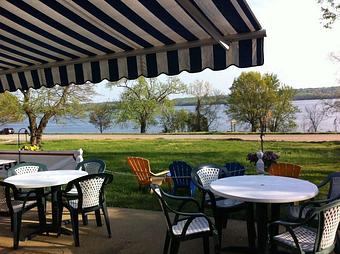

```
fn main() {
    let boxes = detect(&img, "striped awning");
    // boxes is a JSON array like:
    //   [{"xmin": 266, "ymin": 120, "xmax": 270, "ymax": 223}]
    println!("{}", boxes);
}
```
[{"xmin": 0, "ymin": 0, "xmax": 266, "ymax": 93}]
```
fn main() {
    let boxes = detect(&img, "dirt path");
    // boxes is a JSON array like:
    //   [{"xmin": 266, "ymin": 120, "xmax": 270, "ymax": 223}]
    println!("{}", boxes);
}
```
[{"xmin": 0, "ymin": 133, "xmax": 339, "ymax": 142}]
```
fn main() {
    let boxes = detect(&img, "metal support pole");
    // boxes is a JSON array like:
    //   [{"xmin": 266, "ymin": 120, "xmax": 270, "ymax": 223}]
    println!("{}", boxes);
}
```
[{"xmin": 17, "ymin": 128, "xmax": 29, "ymax": 163}]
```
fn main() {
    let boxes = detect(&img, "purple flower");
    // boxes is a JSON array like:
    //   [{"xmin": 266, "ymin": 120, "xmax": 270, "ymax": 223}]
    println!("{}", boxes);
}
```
[
  {"xmin": 246, "ymin": 151, "xmax": 279, "ymax": 165},
  {"xmin": 246, "ymin": 153, "xmax": 258, "ymax": 164}
]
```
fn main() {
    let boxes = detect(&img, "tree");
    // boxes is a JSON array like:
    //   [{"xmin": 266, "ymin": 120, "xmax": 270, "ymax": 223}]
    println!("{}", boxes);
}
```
[
  {"xmin": 226, "ymin": 72, "xmax": 277, "ymax": 132},
  {"xmin": 317, "ymin": 0, "xmax": 340, "ymax": 113},
  {"xmin": 187, "ymin": 112, "xmax": 209, "ymax": 132},
  {"xmin": 318, "ymin": 0, "xmax": 340, "ymax": 28},
  {"xmin": 21, "ymin": 84, "xmax": 95, "ymax": 145},
  {"xmin": 267, "ymin": 85, "xmax": 299, "ymax": 132},
  {"xmin": 187, "ymin": 80, "xmax": 224, "ymax": 131},
  {"xmin": 226, "ymin": 72, "xmax": 297, "ymax": 133},
  {"xmin": 304, "ymin": 102, "xmax": 328, "ymax": 132},
  {"xmin": 113, "ymin": 77, "xmax": 186, "ymax": 133},
  {"xmin": 89, "ymin": 103, "xmax": 114, "ymax": 133},
  {"xmin": 159, "ymin": 102, "xmax": 189, "ymax": 133},
  {"xmin": 0, "ymin": 92, "xmax": 24, "ymax": 125}
]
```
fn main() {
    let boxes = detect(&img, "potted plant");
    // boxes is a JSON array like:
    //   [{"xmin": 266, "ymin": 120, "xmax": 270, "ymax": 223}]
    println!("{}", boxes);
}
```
[{"xmin": 247, "ymin": 151, "xmax": 279, "ymax": 171}]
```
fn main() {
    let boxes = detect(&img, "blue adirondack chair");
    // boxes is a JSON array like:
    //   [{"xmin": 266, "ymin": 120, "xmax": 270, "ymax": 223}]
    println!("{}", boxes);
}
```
[
  {"xmin": 169, "ymin": 161, "xmax": 195, "ymax": 196},
  {"xmin": 224, "ymin": 162, "xmax": 246, "ymax": 177}
]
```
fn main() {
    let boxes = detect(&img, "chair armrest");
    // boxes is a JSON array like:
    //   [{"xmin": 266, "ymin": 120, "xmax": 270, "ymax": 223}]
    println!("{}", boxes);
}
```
[
  {"xmin": 161, "ymin": 190, "xmax": 197, "ymax": 202},
  {"xmin": 161, "ymin": 190, "xmax": 202, "ymax": 213},
  {"xmin": 151, "ymin": 170, "xmax": 170, "ymax": 177},
  {"xmin": 60, "ymin": 189, "xmax": 79, "ymax": 201},
  {"xmin": 317, "ymin": 178, "xmax": 329, "ymax": 189},
  {"xmin": 269, "ymin": 220, "xmax": 302, "ymax": 228}
]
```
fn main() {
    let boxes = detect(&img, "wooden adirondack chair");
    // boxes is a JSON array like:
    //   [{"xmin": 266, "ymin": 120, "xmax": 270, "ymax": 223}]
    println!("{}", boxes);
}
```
[
  {"xmin": 268, "ymin": 163, "xmax": 301, "ymax": 178},
  {"xmin": 127, "ymin": 157, "xmax": 169, "ymax": 190}
]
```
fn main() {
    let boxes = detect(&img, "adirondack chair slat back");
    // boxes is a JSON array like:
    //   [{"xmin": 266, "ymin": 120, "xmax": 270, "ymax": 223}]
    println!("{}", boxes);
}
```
[
  {"xmin": 127, "ymin": 157, "xmax": 152, "ymax": 186},
  {"xmin": 268, "ymin": 163, "xmax": 301, "ymax": 178}
]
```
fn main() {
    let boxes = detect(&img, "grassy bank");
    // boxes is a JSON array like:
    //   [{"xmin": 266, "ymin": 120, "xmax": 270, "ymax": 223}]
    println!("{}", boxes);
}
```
[{"xmin": 1, "ymin": 139, "xmax": 339, "ymax": 210}]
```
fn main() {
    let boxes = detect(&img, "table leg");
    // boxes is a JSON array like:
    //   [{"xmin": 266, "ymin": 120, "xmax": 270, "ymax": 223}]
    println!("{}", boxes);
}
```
[
  {"xmin": 246, "ymin": 203, "xmax": 256, "ymax": 250},
  {"xmin": 51, "ymin": 186, "xmax": 60, "ymax": 229},
  {"xmin": 25, "ymin": 188, "xmax": 46, "ymax": 240},
  {"xmin": 256, "ymin": 203, "xmax": 268, "ymax": 251},
  {"xmin": 36, "ymin": 188, "xmax": 46, "ymax": 228},
  {"xmin": 269, "ymin": 204, "xmax": 280, "ymax": 253},
  {"xmin": 29, "ymin": 185, "xmax": 70, "ymax": 236}
]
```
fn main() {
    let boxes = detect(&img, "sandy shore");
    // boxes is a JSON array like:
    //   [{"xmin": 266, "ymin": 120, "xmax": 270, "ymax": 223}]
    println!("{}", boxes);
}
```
[{"xmin": 0, "ymin": 133, "xmax": 339, "ymax": 142}]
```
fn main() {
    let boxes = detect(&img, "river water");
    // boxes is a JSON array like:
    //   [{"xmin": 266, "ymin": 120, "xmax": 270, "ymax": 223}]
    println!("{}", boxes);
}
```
[{"xmin": 1, "ymin": 99, "xmax": 339, "ymax": 133}]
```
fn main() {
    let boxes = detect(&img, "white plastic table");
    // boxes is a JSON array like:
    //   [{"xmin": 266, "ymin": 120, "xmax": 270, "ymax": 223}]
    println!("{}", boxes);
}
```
[
  {"xmin": 210, "ymin": 175, "xmax": 318, "ymax": 251},
  {"xmin": 5, "ymin": 170, "xmax": 87, "ymax": 234},
  {"xmin": 5, "ymin": 170, "xmax": 87, "ymax": 188}
]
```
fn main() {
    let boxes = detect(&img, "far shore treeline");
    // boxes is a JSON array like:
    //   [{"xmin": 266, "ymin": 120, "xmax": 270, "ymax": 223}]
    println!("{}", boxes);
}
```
[
  {"xmin": 85, "ymin": 85, "xmax": 340, "ymax": 108},
  {"xmin": 173, "ymin": 86, "xmax": 340, "ymax": 106}
]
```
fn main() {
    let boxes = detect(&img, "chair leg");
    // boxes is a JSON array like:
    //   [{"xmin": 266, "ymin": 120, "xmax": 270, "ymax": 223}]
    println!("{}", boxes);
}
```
[
  {"xmin": 57, "ymin": 205, "xmax": 64, "ymax": 236},
  {"xmin": 215, "ymin": 212, "xmax": 225, "ymax": 248},
  {"xmin": 82, "ymin": 213, "xmax": 88, "ymax": 225},
  {"xmin": 246, "ymin": 203, "xmax": 256, "ymax": 250},
  {"xmin": 203, "ymin": 236, "xmax": 210, "ymax": 254},
  {"xmin": 213, "ymin": 232, "xmax": 220, "ymax": 254},
  {"xmin": 70, "ymin": 211, "xmax": 80, "ymax": 247},
  {"xmin": 102, "ymin": 202, "xmax": 111, "ymax": 237},
  {"xmin": 95, "ymin": 210, "xmax": 102, "ymax": 227},
  {"xmin": 169, "ymin": 239, "xmax": 180, "ymax": 254},
  {"xmin": 10, "ymin": 215, "xmax": 14, "ymax": 232},
  {"xmin": 163, "ymin": 231, "xmax": 171, "ymax": 254},
  {"xmin": 12, "ymin": 212, "xmax": 22, "ymax": 249},
  {"xmin": 37, "ymin": 199, "xmax": 46, "ymax": 229},
  {"xmin": 42, "ymin": 196, "xmax": 47, "ymax": 213}
]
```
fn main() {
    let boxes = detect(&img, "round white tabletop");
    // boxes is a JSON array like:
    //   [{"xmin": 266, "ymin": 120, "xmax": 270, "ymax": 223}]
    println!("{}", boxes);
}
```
[
  {"xmin": 4, "ymin": 170, "xmax": 87, "ymax": 188},
  {"xmin": 210, "ymin": 175, "xmax": 319, "ymax": 203},
  {"xmin": 0, "ymin": 159, "xmax": 16, "ymax": 164}
]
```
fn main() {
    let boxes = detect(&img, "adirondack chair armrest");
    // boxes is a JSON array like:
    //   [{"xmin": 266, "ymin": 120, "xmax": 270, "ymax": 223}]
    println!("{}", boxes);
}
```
[{"xmin": 151, "ymin": 170, "xmax": 170, "ymax": 177}]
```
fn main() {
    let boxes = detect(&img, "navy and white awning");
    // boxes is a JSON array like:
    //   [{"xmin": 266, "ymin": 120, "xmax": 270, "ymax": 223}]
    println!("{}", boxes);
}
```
[{"xmin": 0, "ymin": 0, "xmax": 266, "ymax": 92}]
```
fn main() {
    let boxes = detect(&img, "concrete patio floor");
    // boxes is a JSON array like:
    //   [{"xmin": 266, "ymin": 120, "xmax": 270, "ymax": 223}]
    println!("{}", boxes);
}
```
[{"xmin": 0, "ymin": 206, "xmax": 251, "ymax": 254}]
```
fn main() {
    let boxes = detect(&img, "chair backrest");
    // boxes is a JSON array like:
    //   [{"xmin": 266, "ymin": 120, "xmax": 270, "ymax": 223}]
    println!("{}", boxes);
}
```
[
  {"xmin": 127, "ymin": 157, "xmax": 151, "ymax": 186},
  {"xmin": 268, "ymin": 163, "xmax": 301, "ymax": 178},
  {"xmin": 191, "ymin": 164, "xmax": 226, "ymax": 190},
  {"xmin": 66, "ymin": 173, "xmax": 113, "ymax": 210},
  {"xmin": 311, "ymin": 199, "xmax": 340, "ymax": 252},
  {"xmin": 169, "ymin": 161, "xmax": 192, "ymax": 188},
  {"xmin": 150, "ymin": 184, "xmax": 172, "ymax": 231},
  {"xmin": 7, "ymin": 162, "xmax": 47, "ymax": 177},
  {"xmin": 317, "ymin": 172, "xmax": 340, "ymax": 200},
  {"xmin": 75, "ymin": 159, "xmax": 106, "ymax": 174},
  {"xmin": 224, "ymin": 162, "xmax": 246, "ymax": 176}
]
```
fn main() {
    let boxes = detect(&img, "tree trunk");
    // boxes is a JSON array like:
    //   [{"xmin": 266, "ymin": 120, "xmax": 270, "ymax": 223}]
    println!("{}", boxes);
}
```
[
  {"xmin": 195, "ymin": 98, "xmax": 201, "ymax": 131},
  {"xmin": 140, "ymin": 121, "xmax": 146, "ymax": 133},
  {"xmin": 36, "ymin": 132, "xmax": 43, "ymax": 146},
  {"xmin": 30, "ymin": 129, "xmax": 38, "ymax": 145},
  {"xmin": 251, "ymin": 122, "xmax": 257, "ymax": 132}
]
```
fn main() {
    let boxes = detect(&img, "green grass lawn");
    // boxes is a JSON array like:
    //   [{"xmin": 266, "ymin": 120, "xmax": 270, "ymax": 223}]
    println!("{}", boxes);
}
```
[{"xmin": 1, "ymin": 139, "xmax": 339, "ymax": 211}]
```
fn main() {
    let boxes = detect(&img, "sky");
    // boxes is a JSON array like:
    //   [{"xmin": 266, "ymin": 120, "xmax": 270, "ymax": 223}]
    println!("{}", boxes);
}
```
[{"xmin": 93, "ymin": 0, "xmax": 340, "ymax": 102}]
